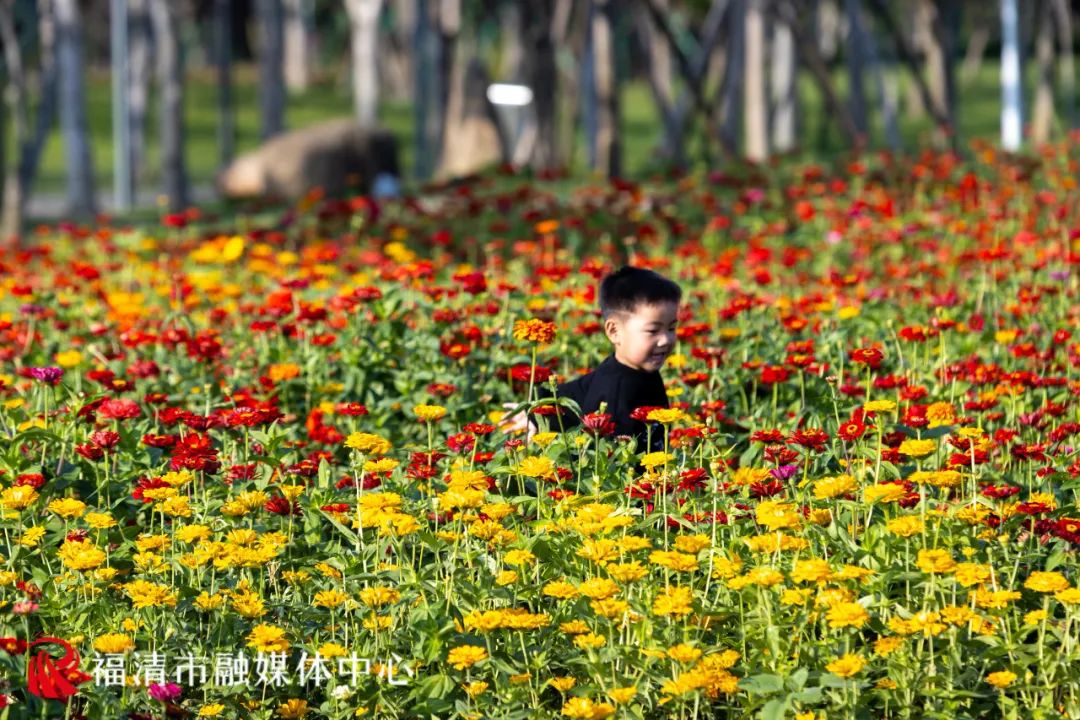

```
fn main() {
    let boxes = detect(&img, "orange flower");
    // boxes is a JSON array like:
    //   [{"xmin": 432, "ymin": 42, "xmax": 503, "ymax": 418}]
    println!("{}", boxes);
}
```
[{"xmin": 513, "ymin": 319, "xmax": 557, "ymax": 344}]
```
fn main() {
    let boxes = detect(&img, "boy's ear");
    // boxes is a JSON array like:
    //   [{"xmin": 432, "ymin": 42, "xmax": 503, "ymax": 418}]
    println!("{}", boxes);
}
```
[{"xmin": 603, "ymin": 316, "xmax": 621, "ymax": 343}]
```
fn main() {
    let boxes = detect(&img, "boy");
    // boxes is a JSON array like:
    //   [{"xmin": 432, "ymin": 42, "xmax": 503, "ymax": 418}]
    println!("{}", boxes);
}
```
[{"xmin": 500, "ymin": 266, "xmax": 681, "ymax": 451}]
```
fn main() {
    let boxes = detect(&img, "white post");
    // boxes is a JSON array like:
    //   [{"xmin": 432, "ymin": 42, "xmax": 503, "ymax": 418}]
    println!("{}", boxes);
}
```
[{"xmin": 1000, "ymin": 0, "xmax": 1022, "ymax": 151}]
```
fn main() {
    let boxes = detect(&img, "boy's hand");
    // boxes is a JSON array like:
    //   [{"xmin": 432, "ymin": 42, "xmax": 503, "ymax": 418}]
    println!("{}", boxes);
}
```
[{"xmin": 498, "ymin": 403, "xmax": 538, "ymax": 442}]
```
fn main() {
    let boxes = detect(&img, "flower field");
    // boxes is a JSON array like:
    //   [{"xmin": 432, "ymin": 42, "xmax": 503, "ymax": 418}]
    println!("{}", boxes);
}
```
[{"xmin": 0, "ymin": 141, "xmax": 1077, "ymax": 720}]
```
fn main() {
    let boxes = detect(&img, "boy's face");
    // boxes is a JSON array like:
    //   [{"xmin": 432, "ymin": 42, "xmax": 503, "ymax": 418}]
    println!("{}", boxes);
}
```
[{"xmin": 604, "ymin": 301, "xmax": 679, "ymax": 372}]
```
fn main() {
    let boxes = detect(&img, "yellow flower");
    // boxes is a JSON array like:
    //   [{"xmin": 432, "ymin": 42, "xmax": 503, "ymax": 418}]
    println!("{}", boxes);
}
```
[
  {"xmin": 549, "ymin": 676, "xmax": 577, "ymax": 693},
  {"xmin": 826, "ymin": 653, "xmax": 867, "ymax": 678},
  {"xmin": 886, "ymin": 516, "xmax": 925, "ymax": 538},
  {"xmin": 673, "ymin": 534, "xmax": 710, "ymax": 554},
  {"xmin": 93, "ymin": 633, "xmax": 135, "ymax": 654},
  {"xmin": 573, "ymin": 633, "xmax": 606, "ymax": 650},
  {"xmin": 925, "ymin": 402, "xmax": 956, "ymax": 428},
  {"xmin": 813, "ymin": 474, "xmax": 856, "ymax": 500},
  {"xmin": 516, "ymin": 455, "xmax": 555, "ymax": 478},
  {"xmin": 447, "ymin": 645, "xmax": 488, "ymax": 671},
  {"xmin": 953, "ymin": 562, "xmax": 992, "ymax": 587},
  {"xmin": 344, "ymin": 432, "xmax": 392, "ymax": 455},
  {"xmin": 1025, "ymin": 571, "xmax": 1070, "ymax": 593},
  {"xmin": 277, "ymin": 698, "xmax": 309, "ymax": 718},
  {"xmin": 194, "ymin": 592, "xmax": 225, "ymax": 611},
  {"xmin": 197, "ymin": 704, "xmax": 226, "ymax": 717},
  {"xmin": 652, "ymin": 586, "xmax": 694, "ymax": 617},
  {"xmin": 560, "ymin": 697, "xmax": 614, "ymax": 719},
  {"xmin": 754, "ymin": 500, "xmax": 801, "ymax": 531},
  {"xmin": 268, "ymin": 363, "xmax": 301, "ymax": 382},
  {"xmin": 248, "ymin": 624, "xmax": 290, "ymax": 653},
  {"xmin": 646, "ymin": 408, "xmax": 689, "ymax": 424},
  {"xmin": 531, "ymin": 431, "xmax": 559, "ymax": 448},
  {"xmin": 358, "ymin": 586, "xmax": 400, "ymax": 607},
  {"xmin": 607, "ymin": 686, "xmax": 637, "ymax": 704},
  {"xmin": 48, "ymin": 498, "xmax": 87, "ymax": 518},
  {"xmin": 495, "ymin": 570, "xmax": 518, "ymax": 586},
  {"xmin": 58, "ymin": 539, "xmax": 107, "ymax": 571},
  {"xmin": 362, "ymin": 457, "xmax": 399, "ymax": 474},
  {"xmin": 790, "ymin": 558, "xmax": 832, "ymax": 584},
  {"xmin": 512, "ymin": 318, "xmax": 556, "ymax": 344},
  {"xmin": 667, "ymin": 643, "xmax": 702, "ymax": 663},
  {"xmin": 124, "ymin": 580, "xmax": 177, "ymax": 609},
  {"xmin": 986, "ymin": 670, "xmax": 1017, "ymax": 689},
  {"xmin": 85, "ymin": 512, "xmax": 117, "ymax": 529},
  {"xmin": 413, "ymin": 404, "xmax": 447, "ymax": 422},
  {"xmin": 864, "ymin": 484, "xmax": 910, "ymax": 504},
  {"xmin": 915, "ymin": 549, "xmax": 956, "ymax": 574},
  {"xmin": 649, "ymin": 550, "xmax": 699, "ymax": 573},
  {"xmin": 0, "ymin": 485, "xmax": 39, "ymax": 510},
  {"xmin": 463, "ymin": 681, "xmax": 489, "ymax": 698},
  {"xmin": 17, "ymin": 526, "xmax": 46, "ymax": 547},
  {"xmin": 898, "ymin": 439, "xmax": 936, "ymax": 457},
  {"xmin": 639, "ymin": 451, "xmax": 675, "ymax": 470},
  {"xmin": 578, "ymin": 578, "xmax": 619, "ymax": 600},
  {"xmin": 503, "ymin": 549, "xmax": 536, "ymax": 566},
  {"xmin": 55, "ymin": 350, "xmax": 83, "ymax": 367},
  {"xmin": 606, "ymin": 561, "xmax": 647, "ymax": 583},
  {"xmin": 1054, "ymin": 588, "xmax": 1080, "ymax": 604},
  {"xmin": 544, "ymin": 581, "xmax": 579, "ymax": 600},
  {"xmin": 827, "ymin": 602, "xmax": 870, "ymax": 629},
  {"xmin": 1024, "ymin": 609, "xmax": 1048, "ymax": 625},
  {"xmin": 863, "ymin": 400, "xmax": 896, "ymax": 413},
  {"xmin": 874, "ymin": 636, "xmax": 903, "ymax": 657},
  {"xmin": 313, "ymin": 589, "xmax": 350, "ymax": 609}
]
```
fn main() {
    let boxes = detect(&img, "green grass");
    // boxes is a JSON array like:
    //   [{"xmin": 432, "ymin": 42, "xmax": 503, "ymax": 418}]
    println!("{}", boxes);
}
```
[{"xmin": 14, "ymin": 58, "xmax": 1079, "ymax": 201}]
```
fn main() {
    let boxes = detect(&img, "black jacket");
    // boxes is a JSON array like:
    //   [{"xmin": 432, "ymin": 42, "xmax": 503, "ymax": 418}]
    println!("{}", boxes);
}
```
[{"xmin": 539, "ymin": 354, "xmax": 670, "ymax": 452}]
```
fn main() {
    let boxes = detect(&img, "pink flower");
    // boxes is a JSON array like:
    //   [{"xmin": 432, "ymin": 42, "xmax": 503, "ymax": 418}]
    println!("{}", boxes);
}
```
[{"xmin": 148, "ymin": 682, "xmax": 182, "ymax": 702}]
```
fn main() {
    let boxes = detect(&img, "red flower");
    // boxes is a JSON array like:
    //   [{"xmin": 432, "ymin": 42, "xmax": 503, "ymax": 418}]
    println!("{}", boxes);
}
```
[
  {"xmin": 760, "ymin": 365, "xmax": 790, "ymax": 384},
  {"xmin": 97, "ymin": 398, "xmax": 141, "ymax": 420},
  {"xmin": 90, "ymin": 430, "xmax": 121, "ymax": 449},
  {"xmin": 582, "ymin": 412, "xmax": 616, "ymax": 437},
  {"xmin": 837, "ymin": 421, "xmax": 866, "ymax": 441},
  {"xmin": 630, "ymin": 406, "xmax": 664, "ymax": 422},
  {"xmin": 14, "ymin": 473, "xmax": 45, "ymax": 489},
  {"xmin": 751, "ymin": 429, "xmax": 786, "ymax": 444},
  {"xmin": 264, "ymin": 496, "xmax": 302, "ymax": 516},
  {"xmin": 849, "ymin": 347, "xmax": 884, "ymax": 369},
  {"xmin": 787, "ymin": 429, "xmax": 830, "ymax": 452}
]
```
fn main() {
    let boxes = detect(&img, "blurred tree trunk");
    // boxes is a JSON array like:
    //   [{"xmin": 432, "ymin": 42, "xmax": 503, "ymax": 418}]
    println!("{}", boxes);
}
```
[
  {"xmin": 1000, "ymin": 0, "xmax": 1022, "ymax": 150},
  {"xmin": 55, "ymin": 0, "xmax": 95, "ymax": 216},
  {"xmin": 498, "ymin": 1, "xmax": 522, "ymax": 80},
  {"xmin": 21, "ymin": 0, "xmax": 57, "ymax": 194},
  {"xmin": 436, "ymin": 0, "xmax": 460, "ymax": 159},
  {"xmin": 960, "ymin": 11, "xmax": 992, "ymax": 82},
  {"xmin": 772, "ymin": 0, "xmax": 859, "ymax": 148},
  {"xmin": 843, "ymin": 0, "xmax": 868, "ymax": 139},
  {"xmin": 283, "ymin": 0, "xmax": 310, "ymax": 91},
  {"xmin": 0, "ymin": 0, "xmax": 28, "ymax": 242},
  {"xmin": 770, "ymin": 13, "xmax": 796, "ymax": 153},
  {"xmin": 640, "ymin": 0, "xmax": 728, "ymax": 164},
  {"xmin": 867, "ymin": 0, "xmax": 952, "ymax": 147},
  {"xmin": 148, "ymin": 0, "xmax": 188, "ymax": 211},
  {"xmin": 413, "ymin": 0, "xmax": 439, "ymax": 178},
  {"xmin": 214, "ymin": 0, "xmax": 234, "ymax": 169},
  {"xmin": 129, "ymin": 0, "xmax": 151, "ymax": 180},
  {"xmin": 743, "ymin": 0, "xmax": 766, "ymax": 160},
  {"xmin": 345, "ymin": 0, "xmax": 384, "ymax": 131},
  {"xmin": 1030, "ymin": 0, "xmax": 1054, "ymax": 143},
  {"xmin": 816, "ymin": 0, "xmax": 840, "ymax": 62},
  {"xmin": 382, "ymin": 0, "xmax": 415, "ymax": 101},
  {"xmin": 257, "ymin": 0, "xmax": 285, "ymax": 139},
  {"xmin": 1050, "ymin": 0, "xmax": 1074, "ymax": 128},
  {"xmin": 633, "ymin": 0, "xmax": 678, "ymax": 161},
  {"xmin": 522, "ymin": 0, "xmax": 558, "ymax": 169},
  {"xmin": 589, "ymin": 0, "xmax": 620, "ymax": 176},
  {"xmin": 719, "ymin": 0, "xmax": 745, "ymax": 155}
]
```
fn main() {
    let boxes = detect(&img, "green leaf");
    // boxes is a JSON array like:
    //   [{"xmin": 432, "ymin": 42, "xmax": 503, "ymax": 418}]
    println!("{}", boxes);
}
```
[{"xmin": 740, "ymin": 673, "xmax": 785, "ymax": 695}]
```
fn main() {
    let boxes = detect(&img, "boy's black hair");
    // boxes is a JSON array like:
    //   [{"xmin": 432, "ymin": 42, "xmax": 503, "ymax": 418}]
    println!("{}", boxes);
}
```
[{"xmin": 598, "ymin": 266, "xmax": 682, "ymax": 318}]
